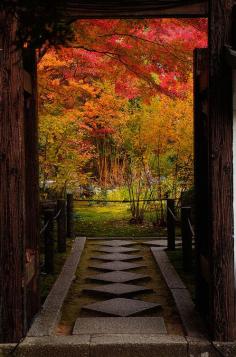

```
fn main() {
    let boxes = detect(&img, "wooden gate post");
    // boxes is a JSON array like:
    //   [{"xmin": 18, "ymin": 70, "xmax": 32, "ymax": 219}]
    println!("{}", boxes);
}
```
[
  {"xmin": 43, "ymin": 209, "xmax": 55, "ymax": 274},
  {"xmin": 57, "ymin": 199, "xmax": 67, "ymax": 253},
  {"xmin": 67, "ymin": 193, "xmax": 74, "ymax": 238},
  {"xmin": 0, "ymin": 10, "xmax": 26, "ymax": 342},
  {"xmin": 167, "ymin": 199, "xmax": 176, "ymax": 250},
  {"xmin": 208, "ymin": 0, "xmax": 236, "ymax": 341},
  {"xmin": 181, "ymin": 207, "xmax": 193, "ymax": 272}
]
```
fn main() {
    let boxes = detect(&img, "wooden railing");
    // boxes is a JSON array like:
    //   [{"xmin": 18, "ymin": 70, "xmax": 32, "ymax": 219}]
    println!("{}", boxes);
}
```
[
  {"xmin": 166, "ymin": 199, "xmax": 194, "ymax": 272},
  {"xmin": 40, "ymin": 194, "xmax": 74, "ymax": 274}
]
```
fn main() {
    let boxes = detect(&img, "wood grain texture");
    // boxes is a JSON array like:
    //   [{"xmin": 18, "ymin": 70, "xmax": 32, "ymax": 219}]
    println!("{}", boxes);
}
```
[
  {"xmin": 0, "ymin": 10, "xmax": 25, "ymax": 342},
  {"xmin": 63, "ymin": 0, "xmax": 208, "ymax": 19},
  {"xmin": 208, "ymin": 0, "xmax": 236, "ymax": 341}
]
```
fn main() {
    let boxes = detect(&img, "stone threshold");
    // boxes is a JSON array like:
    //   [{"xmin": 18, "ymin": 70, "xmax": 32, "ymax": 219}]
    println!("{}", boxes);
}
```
[
  {"xmin": 1, "ymin": 334, "xmax": 229, "ymax": 357},
  {"xmin": 27, "ymin": 237, "xmax": 86, "ymax": 337}
]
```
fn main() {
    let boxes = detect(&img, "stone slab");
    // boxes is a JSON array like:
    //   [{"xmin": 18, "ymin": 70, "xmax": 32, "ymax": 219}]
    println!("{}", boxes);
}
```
[
  {"xmin": 87, "ymin": 271, "xmax": 149, "ymax": 283},
  {"xmin": 83, "ymin": 283, "xmax": 153, "ymax": 297},
  {"xmin": 73, "ymin": 317, "xmax": 167, "ymax": 335},
  {"xmin": 16, "ymin": 335, "xmax": 90, "ymax": 357},
  {"xmin": 151, "ymin": 248, "xmax": 186, "ymax": 289},
  {"xmin": 27, "ymin": 238, "xmax": 86, "ymax": 337},
  {"xmin": 99, "ymin": 240, "xmax": 137, "ymax": 247},
  {"xmin": 171, "ymin": 288, "xmax": 206, "ymax": 338},
  {"xmin": 14, "ymin": 334, "xmax": 196, "ymax": 357},
  {"xmin": 151, "ymin": 248, "xmax": 206, "ymax": 339},
  {"xmin": 92, "ymin": 253, "xmax": 142, "ymax": 261},
  {"xmin": 82, "ymin": 298, "xmax": 161, "ymax": 316},
  {"xmin": 89, "ymin": 261, "xmax": 146, "ymax": 271},
  {"xmin": 94, "ymin": 246, "xmax": 139, "ymax": 253}
]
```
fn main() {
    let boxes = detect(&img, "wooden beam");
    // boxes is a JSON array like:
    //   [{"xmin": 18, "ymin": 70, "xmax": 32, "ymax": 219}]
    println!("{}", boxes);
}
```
[
  {"xmin": 0, "ymin": 10, "xmax": 26, "ymax": 342},
  {"xmin": 64, "ymin": 1, "xmax": 208, "ymax": 19},
  {"xmin": 208, "ymin": 0, "xmax": 236, "ymax": 341}
]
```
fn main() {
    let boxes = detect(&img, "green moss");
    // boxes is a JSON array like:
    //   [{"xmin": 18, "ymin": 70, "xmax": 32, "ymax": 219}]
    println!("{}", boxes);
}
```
[
  {"xmin": 166, "ymin": 249, "xmax": 195, "ymax": 300},
  {"xmin": 74, "ymin": 202, "xmax": 170, "ymax": 237},
  {"xmin": 40, "ymin": 240, "xmax": 73, "ymax": 303}
]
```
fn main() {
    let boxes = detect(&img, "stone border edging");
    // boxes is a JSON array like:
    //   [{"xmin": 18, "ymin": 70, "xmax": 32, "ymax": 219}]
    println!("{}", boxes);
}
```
[
  {"xmin": 27, "ymin": 237, "xmax": 86, "ymax": 337},
  {"xmin": 151, "ymin": 247, "xmax": 206, "ymax": 339},
  {"xmin": 12, "ymin": 335, "xmax": 223, "ymax": 357}
]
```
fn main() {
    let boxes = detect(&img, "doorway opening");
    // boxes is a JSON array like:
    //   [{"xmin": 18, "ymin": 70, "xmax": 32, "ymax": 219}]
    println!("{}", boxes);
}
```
[{"xmin": 37, "ymin": 18, "xmax": 208, "ymax": 337}]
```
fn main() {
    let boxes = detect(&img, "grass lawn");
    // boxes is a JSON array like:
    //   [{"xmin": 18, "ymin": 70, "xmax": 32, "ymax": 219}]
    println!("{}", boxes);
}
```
[{"xmin": 73, "ymin": 202, "xmax": 169, "ymax": 237}]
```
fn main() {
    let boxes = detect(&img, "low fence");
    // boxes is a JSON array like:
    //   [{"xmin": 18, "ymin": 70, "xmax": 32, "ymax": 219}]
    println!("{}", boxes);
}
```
[
  {"xmin": 166, "ymin": 198, "xmax": 194, "ymax": 272},
  {"xmin": 40, "ymin": 195, "xmax": 195, "ymax": 274},
  {"xmin": 40, "ymin": 193, "xmax": 74, "ymax": 274}
]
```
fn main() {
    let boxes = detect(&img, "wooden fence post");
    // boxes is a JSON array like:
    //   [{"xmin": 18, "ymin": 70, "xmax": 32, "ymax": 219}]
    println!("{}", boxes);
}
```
[
  {"xmin": 67, "ymin": 193, "xmax": 74, "ymax": 238},
  {"xmin": 57, "ymin": 199, "xmax": 66, "ymax": 253},
  {"xmin": 43, "ymin": 209, "xmax": 54, "ymax": 274},
  {"xmin": 167, "ymin": 199, "xmax": 175, "ymax": 250},
  {"xmin": 181, "ymin": 207, "xmax": 192, "ymax": 272}
]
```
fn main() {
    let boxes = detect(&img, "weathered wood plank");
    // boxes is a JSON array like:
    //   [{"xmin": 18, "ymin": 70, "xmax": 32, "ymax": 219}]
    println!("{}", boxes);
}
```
[{"xmin": 208, "ymin": 0, "xmax": 236, "ymax": 341}]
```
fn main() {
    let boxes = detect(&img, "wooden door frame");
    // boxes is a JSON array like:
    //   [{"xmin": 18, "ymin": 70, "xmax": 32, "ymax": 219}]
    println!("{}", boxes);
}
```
[{"xmin": 0, "ymin": 0, "xmax": 236, "ymax": 342}]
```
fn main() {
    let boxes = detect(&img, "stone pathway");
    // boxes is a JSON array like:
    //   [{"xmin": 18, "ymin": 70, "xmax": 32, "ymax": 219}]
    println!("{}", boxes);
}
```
[
  {"xmin": 59, "ymin": 238, "xmax": 185, "ymax": 336},
  {"xmin": 80, "ymin": 239, "xmax": 162, "ymax": 319}
]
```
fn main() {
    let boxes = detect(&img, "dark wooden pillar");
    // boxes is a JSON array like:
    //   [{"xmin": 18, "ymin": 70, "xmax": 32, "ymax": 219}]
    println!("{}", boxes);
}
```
[
  {"xmin": 0, "ymin": 10, "xmax": 26, "ymax": 342},
  {"xmin": 208, "ymin": 0, "xmax": 236, "ymax": 341},
  {"xmin": 23, "ymin": 49, "xmax": 40, "ymax": 329},
  {"xmin": 194, "ymin": 48, "xmax": 210, "ymax": 318}
]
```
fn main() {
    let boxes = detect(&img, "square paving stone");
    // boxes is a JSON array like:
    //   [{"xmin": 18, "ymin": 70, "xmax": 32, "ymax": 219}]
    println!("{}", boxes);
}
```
[
  {"xmin": 99, "ymin": 240, "xmax": 137, "ymax": 247},
  {"xmin": 73, "ymin": 317, "xmax": 167, "ymax": 334},
  {"xmin": 83, "ymin": 283, "xmax": 153, "ymax": 297},
  {"xmin": 82, "ymin": 298, "xmax": 161, "ymax": 317},
  {"xmin": 94, "ymin": 246, "xmax": 139, "ymax": 253},
  {"xmin": 92, "ymin": 253, "xmax": 142, "ymax": 261},
  {"xmin": 89, "ymin": 261, "xmax": 146, "ymax": 271},
  {"xmin": 87, "ymin": 271, "xmax": 150, "ymax": 283}
]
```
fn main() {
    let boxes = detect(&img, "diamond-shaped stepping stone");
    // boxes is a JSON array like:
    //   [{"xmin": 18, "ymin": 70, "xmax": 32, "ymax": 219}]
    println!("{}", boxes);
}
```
[
  {"xmin": 89, "ymin": 261, "xmax": 146, "ymax": 271},
  {"xmin": 95, "ymin": 246, "xmax": 139, "ymax": 253},
  {"xmin": 92, "ymin": 253, "xmax": 142, "ymax": 261},
  {"xmin": 82, "ymin": 298, "xmax": 161, "ymax": 316},
  {"xmin": 73, "ymin": 317, "xmax": 167, "ymax": 334},
  {"xmin": 83, "ymin": 283, "xmax": 153, "ymax": 297},
  {"xmin": 99, "ymin": 240, "xmax": 137, "ymax": 247},
  {"xmin": 87, "ymin": 271, "xmax": 149, "ymax": 283}
]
